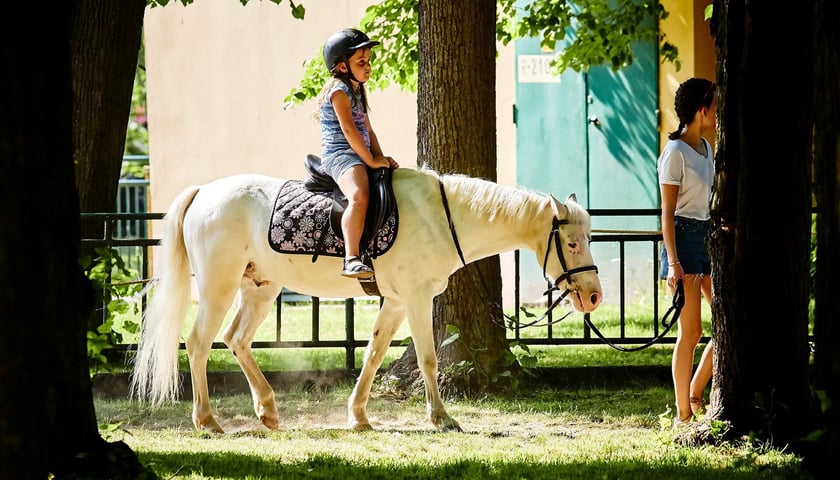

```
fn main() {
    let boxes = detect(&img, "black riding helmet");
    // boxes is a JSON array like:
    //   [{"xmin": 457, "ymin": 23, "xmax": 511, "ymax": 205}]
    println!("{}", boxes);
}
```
[{"xmin": 323, "ymin": 28, "xmax": 380, "ymax": 73}]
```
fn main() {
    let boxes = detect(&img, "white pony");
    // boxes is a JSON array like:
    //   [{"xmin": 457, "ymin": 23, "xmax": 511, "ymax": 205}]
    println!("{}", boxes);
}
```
[{"xmin": 131, "ymin": 167, "xmax": 602, "ymax": 433}]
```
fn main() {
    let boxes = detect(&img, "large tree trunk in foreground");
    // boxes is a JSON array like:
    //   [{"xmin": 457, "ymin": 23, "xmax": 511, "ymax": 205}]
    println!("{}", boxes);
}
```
[
  {"xmin": 708, "ymin": 0, "xmax": 814, "ymax": 446},
  {"xmin": 812, "ymin": 0, "xmax": 840, "ymax": 472},
  {"xmin": 73, "ymin": 0, "xmax": 146, "ymax": 226},
  {"xmin": 386, "ymin": 0, "xmax": 515, "ymax": 395},
  {"xmin": 0, "ymin": 3, "xmax": 154, "ymax": 479}
]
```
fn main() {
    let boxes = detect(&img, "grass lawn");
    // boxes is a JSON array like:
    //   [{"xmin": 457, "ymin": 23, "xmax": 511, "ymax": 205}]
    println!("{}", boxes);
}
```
[
  {"xmin": 97, "ymin": 297, "xmax": 813, "ymax": 479},
  {"xmin": 96, "ymin": 376, "xmax": 810, "ymax": 480}
]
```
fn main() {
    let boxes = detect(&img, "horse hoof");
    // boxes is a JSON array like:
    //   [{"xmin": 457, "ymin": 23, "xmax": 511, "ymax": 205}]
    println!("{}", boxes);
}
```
[
  {"xmin": 200, "ymin": 423, "xmax": 225, "ymax": 434},
  {"xmin": 350, "ymin": 421, "xmax": 373, "ymax": 432},
  {"xmin": 260, "ymin": 414, "xmax": 280, "ymax": 430},
  {"xmin": 436, "ymin": 417, "xmax": 462, "ymax": 432}
]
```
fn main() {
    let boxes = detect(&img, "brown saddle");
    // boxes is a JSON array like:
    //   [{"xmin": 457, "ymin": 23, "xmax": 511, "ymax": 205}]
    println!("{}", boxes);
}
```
[{"xmin": 303, "ymin": 154, "xmax": 397, "ymax": 259}]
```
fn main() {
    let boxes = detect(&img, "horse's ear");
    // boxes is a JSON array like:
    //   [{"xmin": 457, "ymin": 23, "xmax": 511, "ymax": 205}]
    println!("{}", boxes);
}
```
[
  {"xmin": 567, "ymin": 193, "xmax": 578, "ymax": 203},
  {"xmin": 549, "ymin": 193, "xmax": 568, "ymax": 218}
]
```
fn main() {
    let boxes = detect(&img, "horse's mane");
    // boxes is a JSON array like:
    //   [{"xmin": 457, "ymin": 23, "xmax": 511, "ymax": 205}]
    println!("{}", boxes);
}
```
[
  {"xmin": 406, "ymin": 166, "xmax": 587, "ymax": 225},
  {"xmin": 440, "ymin": 172, "xmax": 547, "ymax": 222}
]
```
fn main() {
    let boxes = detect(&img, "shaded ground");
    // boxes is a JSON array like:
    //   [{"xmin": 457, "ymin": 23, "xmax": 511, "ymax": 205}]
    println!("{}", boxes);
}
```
[{"xmin": 93, "ymin": 366, "xmax": 672, "ymax": 400}]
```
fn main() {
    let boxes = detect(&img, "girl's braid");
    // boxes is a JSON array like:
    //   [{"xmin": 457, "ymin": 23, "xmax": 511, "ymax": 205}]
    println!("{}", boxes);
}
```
[{"xmin": 668, "ymin": 78, "xmax": 716, "ymax": 140}]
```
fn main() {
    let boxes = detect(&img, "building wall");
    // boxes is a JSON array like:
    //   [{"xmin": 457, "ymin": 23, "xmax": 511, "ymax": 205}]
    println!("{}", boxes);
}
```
[{"xmin": 659, "ymin": 0, "xmax": 717, "ymax": 151}]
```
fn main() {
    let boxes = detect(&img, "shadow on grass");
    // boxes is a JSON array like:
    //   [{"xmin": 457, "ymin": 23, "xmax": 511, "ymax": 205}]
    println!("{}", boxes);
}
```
[{"xmin": 140, "ymin": 451, "xmax": 808, "ymax": 480}]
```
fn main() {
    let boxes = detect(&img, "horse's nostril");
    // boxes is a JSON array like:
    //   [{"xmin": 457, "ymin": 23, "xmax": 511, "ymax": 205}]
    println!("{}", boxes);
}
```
[{"xmin": 590, "ymin": 292, "xmax": 601, "ymax": 307}]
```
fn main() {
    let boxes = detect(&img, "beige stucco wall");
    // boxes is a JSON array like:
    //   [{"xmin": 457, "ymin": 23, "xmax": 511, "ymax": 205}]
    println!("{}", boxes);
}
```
[{"xmin": 658, "ymin": 0, "xmax": 716, "ymax": 151}]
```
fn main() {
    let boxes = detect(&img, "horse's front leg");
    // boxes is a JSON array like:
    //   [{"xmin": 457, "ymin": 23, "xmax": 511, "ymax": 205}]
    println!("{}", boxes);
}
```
[
  {"xmin": 348, "ymin": 298, "xmax": 406, "ymax": 431},
  {"xmin": 406, "ymin": 295, "xmax": 462, "ymax": 432},
  {"xmin": 223, "ymin": 280, "xmax": 282, "ymax": 430}
]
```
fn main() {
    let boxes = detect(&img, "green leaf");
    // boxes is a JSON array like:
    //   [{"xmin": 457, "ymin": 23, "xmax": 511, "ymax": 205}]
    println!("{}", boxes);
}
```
[
  {"xmin": 704, "ymin": 4, "xmax": 714, "ymax": 21},
  {"xmin": 445, "ymin": 324, "xmax": 460, "ymax": 335},
  {"xmin": 440, "ymin": 333, "xmax": 460, "ymax": 348},
  {"xmin": 290, "ymin": 1, "xmax": 305, "ymax": 19}
]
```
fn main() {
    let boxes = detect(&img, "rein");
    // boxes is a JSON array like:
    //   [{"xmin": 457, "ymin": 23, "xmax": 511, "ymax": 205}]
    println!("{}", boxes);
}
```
[{"xmin": 439, "ymin": 180, "xmax": 466, "ymax": 267}]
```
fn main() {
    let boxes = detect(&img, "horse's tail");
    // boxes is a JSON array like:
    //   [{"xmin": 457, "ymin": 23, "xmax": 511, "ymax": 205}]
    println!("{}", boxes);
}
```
[{"xmin": 130, "ymin": 185, "xmax": 200, "ymax": 406}]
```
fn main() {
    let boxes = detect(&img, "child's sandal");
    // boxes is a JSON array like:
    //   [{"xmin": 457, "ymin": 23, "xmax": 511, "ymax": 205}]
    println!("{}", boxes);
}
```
[{"xmin": 341, "ymin": 256, "xmax": 374, "ymax": 279}]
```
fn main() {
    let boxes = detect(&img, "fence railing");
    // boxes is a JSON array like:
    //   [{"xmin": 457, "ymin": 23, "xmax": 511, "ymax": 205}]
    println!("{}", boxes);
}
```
[{"xmin": 81, "ymin": 207, "xmax": 685, "ymax": 370}]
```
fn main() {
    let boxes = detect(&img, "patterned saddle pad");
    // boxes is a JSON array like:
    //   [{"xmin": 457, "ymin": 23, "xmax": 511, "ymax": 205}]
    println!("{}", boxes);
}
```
[{"xmin": 268, "ymin": 180, "xmax": 398, "ymax": 259}]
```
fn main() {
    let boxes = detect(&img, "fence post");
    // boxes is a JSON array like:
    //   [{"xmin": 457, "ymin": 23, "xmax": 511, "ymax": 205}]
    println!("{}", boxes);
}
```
[{"xmin": 345, "ymin": 298, "xmax": 355, "ymax": 370}]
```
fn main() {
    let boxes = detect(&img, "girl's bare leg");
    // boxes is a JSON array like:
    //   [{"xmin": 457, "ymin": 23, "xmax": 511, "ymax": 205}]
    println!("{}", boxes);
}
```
[
  {"xmin": 337, "ymin": 165, "xmax": 370, "ymax": 259},
  {"xmin": 672, "ymin": 274, "xmax": 704, "ymax": 422},
  {"xmin": 689, "ymin": 274, "xmax": 714, "ymax": 414}
]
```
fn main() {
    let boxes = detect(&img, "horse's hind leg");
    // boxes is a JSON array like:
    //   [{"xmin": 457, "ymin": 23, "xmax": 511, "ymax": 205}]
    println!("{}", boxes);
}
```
[
  {"xmin": 406, "ymin": 294, "xmax": 462, "ymax": 432},
  {"xmin": 187, "ymin": 280, "xmax": 240, "ymax": 433},
  {"xmin": 347, "ymin": 298, "xmax": 406, "ymax": 431},
  {"xmin": 222, "ymin": 274, "xmax": 282, "ymax": 430}
]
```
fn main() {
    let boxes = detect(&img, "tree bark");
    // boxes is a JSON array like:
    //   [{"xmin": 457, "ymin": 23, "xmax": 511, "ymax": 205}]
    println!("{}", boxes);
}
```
[
  {"xmin": 386, "ymin": 1, "xmax": 516, "ymax": 395},
  {"xmin": 811, "ymin": 0, "xmax": 840, "ymax": 471},
  {"xmin": 72, "ymin": 0, "xmax": 146, "ymax": 231},
  {"xmin": 709, "ymin": 0, "xmax": 814, "ymax": 446}
]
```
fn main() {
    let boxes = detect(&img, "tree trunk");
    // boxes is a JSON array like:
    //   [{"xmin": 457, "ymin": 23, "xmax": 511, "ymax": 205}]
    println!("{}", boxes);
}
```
[
  {"xmin": 72, "ymin": 0, "xmax": 146, "ymax": 228},
  {"xmin": 709, "ymin": 0, "xmax": 814, "ymax": 446},
  {"xmin": 386, "ymin": 1, "xmax": 516, "ymax": 395},
  {"xmin": 72, "ymin": 0, "xmax": 146, "ymax": 341},
  {"xmin": 811, "ymin": 0, "xmax": 840, "ymax": 471},
  {"xmin": 0, "ymin": 2, "xmax": 154, "ymax": 478}
]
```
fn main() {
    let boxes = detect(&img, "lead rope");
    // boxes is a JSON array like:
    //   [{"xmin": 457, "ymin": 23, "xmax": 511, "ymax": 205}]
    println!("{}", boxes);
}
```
[{"xmin": 582, "ymin": 279, "xmax": 685, "ymax": 352}]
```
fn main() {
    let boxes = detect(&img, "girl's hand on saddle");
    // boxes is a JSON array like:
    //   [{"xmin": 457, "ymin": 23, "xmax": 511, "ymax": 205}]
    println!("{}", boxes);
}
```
[{"xmin": 373, "ymin": 155, "xmax": 399, "ymax": 169}]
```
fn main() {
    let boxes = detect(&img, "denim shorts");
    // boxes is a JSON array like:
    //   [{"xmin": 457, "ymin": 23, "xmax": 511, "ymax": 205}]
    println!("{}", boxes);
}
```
[
  {"xmin": 659, "ymin": 216, "xmax": 711, "ymax": 277},
  {"xmin": 321, "ymin": 149, "xmax": 366, "ymax": 181}
]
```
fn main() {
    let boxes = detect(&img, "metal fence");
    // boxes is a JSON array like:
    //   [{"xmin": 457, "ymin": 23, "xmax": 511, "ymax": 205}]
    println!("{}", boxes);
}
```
[{"xmin": 82, "ymin": 205, "xmax": 683, "ymax": 370}]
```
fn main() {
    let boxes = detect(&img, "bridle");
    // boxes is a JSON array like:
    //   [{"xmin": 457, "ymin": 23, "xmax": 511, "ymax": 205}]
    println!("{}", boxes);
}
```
[
  {"xmin": 515, "ymin": 217, "xmax": 599, "ymax": 328},
  {"xmin": 438, "ymin": 180, "xmax": 598, "ymax": 329}
]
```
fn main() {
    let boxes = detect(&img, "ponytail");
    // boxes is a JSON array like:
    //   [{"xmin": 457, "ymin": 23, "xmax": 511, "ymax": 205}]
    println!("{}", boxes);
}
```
[{"xmin": 668, "ymin": 122, "xmax": 685, "ymax": 140}]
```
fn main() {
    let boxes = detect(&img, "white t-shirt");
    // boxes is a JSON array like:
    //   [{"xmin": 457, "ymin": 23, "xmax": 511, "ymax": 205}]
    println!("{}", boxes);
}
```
[{"xmin": 657, "ymin": 138, "xmax": 714, "ymax": 221}]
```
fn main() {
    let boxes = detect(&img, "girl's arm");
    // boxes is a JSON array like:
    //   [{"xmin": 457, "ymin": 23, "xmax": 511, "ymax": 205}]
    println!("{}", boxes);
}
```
[
  {"xmin": 660, "ymin": 183, "xmax": 682, "ymax": 282},
  {"xmin": 330, "ymin": 90, "xmax": 377, "ymax": 166},
  {"xmin": 365, "ymin": 114, "xmax": 398, "ymax": 169}
]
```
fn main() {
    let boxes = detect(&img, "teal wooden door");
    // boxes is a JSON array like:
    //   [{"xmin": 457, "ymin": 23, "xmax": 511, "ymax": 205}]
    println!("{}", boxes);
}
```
[{"xmin": 515, "ymin": 38, "xmax": 659, "ymax": 302}]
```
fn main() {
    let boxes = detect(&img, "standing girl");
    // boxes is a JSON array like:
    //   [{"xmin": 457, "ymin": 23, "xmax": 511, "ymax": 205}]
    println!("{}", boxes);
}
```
[
  {"xmin": 659, "ymin": 77, "xmax": 717, "ymax": 425},
  {"xmin": 315, "ymin": 28, "xmax": 399, "ymax": 278}
]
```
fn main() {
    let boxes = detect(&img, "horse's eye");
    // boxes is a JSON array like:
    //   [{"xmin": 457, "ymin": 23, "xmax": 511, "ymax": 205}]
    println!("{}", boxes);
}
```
[{"xmin": 568, "ymin": 242, "xmax": 577, "ymax": 249}]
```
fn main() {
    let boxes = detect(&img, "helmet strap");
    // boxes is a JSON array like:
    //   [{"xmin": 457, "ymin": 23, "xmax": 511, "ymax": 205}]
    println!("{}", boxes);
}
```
[{"xmin": 341, "ymin": 59, "xmax": 364, "ymax": 84}]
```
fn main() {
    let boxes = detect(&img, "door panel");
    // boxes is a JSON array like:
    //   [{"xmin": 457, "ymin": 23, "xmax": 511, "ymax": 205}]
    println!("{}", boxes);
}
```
[{"xmin": 515, "ymin": 37, "xmax": 659, "ymax": 303}]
